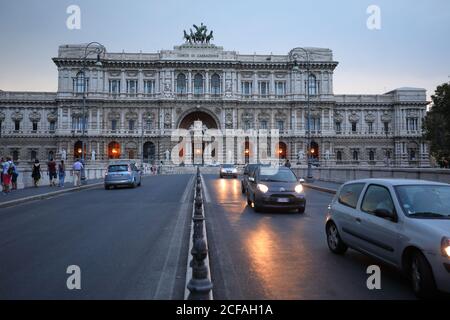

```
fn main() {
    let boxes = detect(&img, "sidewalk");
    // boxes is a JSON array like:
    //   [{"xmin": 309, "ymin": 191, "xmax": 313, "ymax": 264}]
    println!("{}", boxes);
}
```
[{"xmin": 0, "ymin": 179, "xmax": 103, "ymax": 206}]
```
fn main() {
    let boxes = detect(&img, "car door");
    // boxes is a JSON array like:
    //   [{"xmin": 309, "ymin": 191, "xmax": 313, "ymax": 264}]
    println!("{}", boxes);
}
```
[
  {"xmin": 357, "ymin": 184, "xmax": 400, "ymax": 264},
  {"xmin": 333, "ymin": 183, "xmax": 366, "ymax": 250}
]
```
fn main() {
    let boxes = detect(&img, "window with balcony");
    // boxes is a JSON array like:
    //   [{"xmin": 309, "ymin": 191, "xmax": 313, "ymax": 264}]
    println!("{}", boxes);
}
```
[
  {"xmin": 146, "ymin": 119, "xmax": 153, "ymax": 130},
  {"xmin": 111, "ymin": 120, "xmax": 118, "ymax": 131},
  {"xmin": 193, "ymin": 73, "xmax": 204, "ymax": 95},
  {"xmin": 406, "ymin": 118, "xmax": 418, "ymax": 131},
  {"xmin": 49, "ymin": 121, "xmax": 56, "ymax": 132},
  {"xmin": 72, "ymin": 116, "xmax": 85, "ymax": 131},
  {"xmin": 308, "ymin": 118, "xmax": 321, "ymax": 133},
  {"xmin": 275, "ymin": 81, "xmax": 286, "ymax": 96},
  {"xmin": 144, "ymin": 80, "xmax": 155, "ymax": 94},
  {"xmin": 258, "ymin": 81, "xmax": 269, "ymax": 97},
  {"xmin": 260, "ymin": 120, "xmax": 267, "ymax": 130},
  {"xmin": 241, "ymin": 81, "xmax": 252, "ymax": 96},
  {"xmin": 277, "ymin": 120, "xmax": 284, "ymax": 131},
  {"xmin": 177, "ymin": 73, "xmax": 187, "ymax": 94},
  {"xmin": 127, "ymin": 80, "xmax": 138, "ymax": 94},
  {"xmin": 210, "ymin": 73, "xmax": 221, "ymax": 95},
  {"xmin": 14, "ymin": 120, "xmax": 21, "ymax": 131},
  {"xmin": 308, "ymin": 74, "xmax": 317, "ymax": 96},
  {"xmin": 109, "ymin": 80, "xmax": 120, "ymax": 94},
  {"xmin": 73, "ymin": 71, "xmax": 88, "ymax": 93},
  {"xmin": 128, "ymin": 120, "xmax": 135, "ymax": 131}
]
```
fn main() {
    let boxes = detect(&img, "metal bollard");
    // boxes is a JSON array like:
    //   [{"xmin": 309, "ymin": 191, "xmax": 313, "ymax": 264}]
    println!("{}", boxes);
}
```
[{"xmin": 187, "ymin": 238, "xmax": 213, "ymax": 300}]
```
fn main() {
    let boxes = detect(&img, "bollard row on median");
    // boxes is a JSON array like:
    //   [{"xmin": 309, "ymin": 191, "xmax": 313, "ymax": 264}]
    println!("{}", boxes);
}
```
[{"xmin": 186, "ymin": 166, "xmax": 213, "ymax": 300}]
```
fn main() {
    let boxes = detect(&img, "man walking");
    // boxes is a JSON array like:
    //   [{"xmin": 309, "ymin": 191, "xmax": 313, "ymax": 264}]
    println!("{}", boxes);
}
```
[
  {"xmin": 47, "ymin": 158, "xmax": 57, "ymax": 186},
  {"xmin": 72, "ymin": 158, "xmax": 84, "ymax": 187}
]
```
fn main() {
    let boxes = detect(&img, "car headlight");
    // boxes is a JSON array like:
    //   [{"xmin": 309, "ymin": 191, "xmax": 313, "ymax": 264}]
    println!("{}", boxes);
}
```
[
  {"xmin": 441, "ymin": 237, "xmax": 450, "ymax": 258},
  {"xmin": 257, "ymin": 184, "xmax": 269, "ymax": 193},
  {"xmin": 295, "ymin": 184, "xmax": 303, "ymax": 193}
]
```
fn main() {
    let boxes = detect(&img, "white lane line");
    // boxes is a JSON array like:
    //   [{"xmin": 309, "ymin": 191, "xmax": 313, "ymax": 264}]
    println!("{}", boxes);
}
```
[{"xmin": 153, "ymin": 174, "xmax": 195, "ymax": 299}]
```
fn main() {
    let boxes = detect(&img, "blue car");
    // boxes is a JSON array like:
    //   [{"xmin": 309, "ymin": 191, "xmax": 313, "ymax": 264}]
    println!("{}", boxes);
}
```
[{"xmin": 104, "ymin": 162, "xmax": 142, "ymax": 189}]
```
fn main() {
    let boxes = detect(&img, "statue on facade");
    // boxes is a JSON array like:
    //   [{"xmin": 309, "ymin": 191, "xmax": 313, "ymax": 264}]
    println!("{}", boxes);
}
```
[
  {"xmin": 91, "ymin": 149, "xmax": 96, "ymax": 161},
  {"xmin": 183, "ymin": 23, "xmax": 214, "ymax": 44},
  {"xmin": 165, "ymin": 149, "xmax": 170, "ymax": 161},
  {"xmin": 61, "ymin": 148, "xmax": 67, "ymax": 161}
]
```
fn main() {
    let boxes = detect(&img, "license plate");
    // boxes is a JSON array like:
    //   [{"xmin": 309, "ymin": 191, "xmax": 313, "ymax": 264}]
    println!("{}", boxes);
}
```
[{"xmin": 276, "ymin": 198, "xmax": 290, "ymax": 203}]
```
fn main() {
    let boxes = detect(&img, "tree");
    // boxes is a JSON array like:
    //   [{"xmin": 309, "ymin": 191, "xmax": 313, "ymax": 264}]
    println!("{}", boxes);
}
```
[{"xmin": 423, "ymin": 83, "xmax": 450, "ymax": 167}]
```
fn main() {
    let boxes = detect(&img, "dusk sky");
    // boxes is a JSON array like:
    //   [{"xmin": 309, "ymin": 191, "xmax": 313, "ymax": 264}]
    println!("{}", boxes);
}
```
[{"xmin": 0, "ymin": 0, "xmax": 449, "ymax": 99}]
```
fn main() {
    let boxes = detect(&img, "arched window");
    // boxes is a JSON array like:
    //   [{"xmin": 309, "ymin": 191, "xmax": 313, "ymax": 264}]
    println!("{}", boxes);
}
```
[
  {"xmin": 194, "ymin": 73, "xmax": 204, "ymax": 94},
  {"xmin": 210, "ymin": 73, "xmax": 220, "ymax": 95},
  {"xmin": 31, "ymin": 150, "xmax": 37, "ymax": 161},
  {"xmin": 336, "ymin": 151, "xmax": 342, "ymax": 162},
  {"xmin": 74, "ymin": 71, "xmax": 87, "ymax": 93},
  {"xmin": 176, "ymin": 73, "xmax": 186, "ymax": 94},
  {"xmin": 308, "ymin": 74, "xmax": 317, "ymax": 96},
  {"xmin": 353, "ymin": 150, "xmax": 359, "ymax": 161},
  {"xmin": 12, "ymin": 150, "xmax": 19, "ymax": 161},
  {"xmin": 369, "ymin": 150, "xmax": 375, "ymax": 161}
]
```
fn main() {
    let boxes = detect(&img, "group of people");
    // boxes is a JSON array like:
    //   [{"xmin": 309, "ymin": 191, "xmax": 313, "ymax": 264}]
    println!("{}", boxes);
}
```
[
  {"xmin": 31, "ymin": 158, "xmax": 84, "ymax": 187},
  {"xmin": 1, "ymin": 157, "xmax": 18, "ymax": 194}
]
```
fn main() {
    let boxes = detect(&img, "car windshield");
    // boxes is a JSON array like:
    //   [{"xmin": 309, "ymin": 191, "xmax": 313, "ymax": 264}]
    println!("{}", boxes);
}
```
[
  {"xmin": 395, "ymin": 185, "xmax": 450, "ymax": 219},
  {"xmin": 108, "ymin": 165, "xmax": 129, "ymax": 172},
  {"xmin": 259, "ymin": 168, "xmax": 297, "ymax": 182},
  {"xmin": 222, "ymin": 164, "xmax": 234, "ymax": 168}
]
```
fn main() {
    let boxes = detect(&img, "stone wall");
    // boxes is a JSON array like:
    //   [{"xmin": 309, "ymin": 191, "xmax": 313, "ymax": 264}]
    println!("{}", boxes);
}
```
[{"xmin": 291, "ymin": 166, "xmax": 450, "ymax": 184}]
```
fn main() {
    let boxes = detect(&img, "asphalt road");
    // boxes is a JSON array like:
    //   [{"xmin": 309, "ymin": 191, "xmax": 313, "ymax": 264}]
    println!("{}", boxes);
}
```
[
  {"xmin": 0, "ymin": 174, "xmax": 194, "ymax": 299},
  {"xmin": 202, "ymin": 174, "xmax": 417, "ymax": 300}
]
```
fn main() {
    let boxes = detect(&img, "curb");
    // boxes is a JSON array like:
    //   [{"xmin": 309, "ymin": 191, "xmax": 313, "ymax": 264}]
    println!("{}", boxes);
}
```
[
  {"xmin": 302, "ymin": 183, "xmax": 337, "ymax": 194},
  {"xmin": 0, "ymin": 182, "xmax": 103, "ymax": 209}
]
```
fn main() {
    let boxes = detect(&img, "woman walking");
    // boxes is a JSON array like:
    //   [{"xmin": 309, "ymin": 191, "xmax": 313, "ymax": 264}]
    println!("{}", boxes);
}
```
[
  {"xmin": 2, "ymin": 157, "xmax": 13, "ymax": 194},
  {"xmin": 31, "ymin": 159, "xmax": 42, "ymax": 187},
  {"xmin": 58, "ymin": 160, "xmax": 66, "ymax": 187}
]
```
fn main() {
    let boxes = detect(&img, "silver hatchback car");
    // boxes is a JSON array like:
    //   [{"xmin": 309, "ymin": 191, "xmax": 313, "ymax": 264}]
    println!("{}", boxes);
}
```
[
  {"xmin": 104, "ymin": 162, "xmax": 142, "ymax": 189},
  {"xmin": 325, "ymin": 178, "xmax": 450, "ymax": 298}
]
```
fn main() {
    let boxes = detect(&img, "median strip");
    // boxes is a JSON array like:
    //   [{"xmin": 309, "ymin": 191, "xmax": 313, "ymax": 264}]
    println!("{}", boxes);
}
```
[
  {"xmin": 302, "ymin": 183, "xmax": 337, "ymax": 194},
  {"xmin": 0, "ymin": 182, "xmax": 103, "ymax": 209}
]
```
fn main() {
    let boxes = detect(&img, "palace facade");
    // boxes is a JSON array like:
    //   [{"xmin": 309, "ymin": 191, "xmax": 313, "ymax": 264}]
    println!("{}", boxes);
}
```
[{"xmin": 0, "ymin": 40, "xmax": 430, "ymax": 166}]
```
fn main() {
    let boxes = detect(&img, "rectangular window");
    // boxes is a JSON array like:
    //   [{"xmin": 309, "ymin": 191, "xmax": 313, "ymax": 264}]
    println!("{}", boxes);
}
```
[
  {"xmin": 109, "ymin": 80, "xmax": 120, "ymax": 94},
  {"xmin": 14, "ymin": 121, "xmax": 20, "ymax": 131},
  {"xmin": 335, "ymin": 122, "xmax": 341, "ymax": 133},
  {"xmin": 277, "ymin": 120, "xmax": 284, "ymax": 131},
  {"xmin": 146, "ymin": 119, "xmax": 153, "ymax": 130},
  {"xmin": 351, "ymin": 123, "xmax": 357, "ymax": 132},
  {"xmin": 144, "ymin": 80, "xmax": 155, "ymax": 94},
  {"xmin": 128, "ymin": 120, "xmax": 135, "ymax": 131},
  {"xmin": 260, "ymin": 120, "xmax": 267, "ymax": 130},
  {"xmin": 127, "ymin": 80, "xmax": 138, "ymax": 94},
  {"xmin": 275, "ymin": 81, "xmax": 286, "ymax": 96},
  {"xmin": 368, "ymin": 122, "xmax": 373, "ymax": 134},
  {"xmin": 49, "ymin": 121, "xmax": 56, "ymax": 132},
  {"xmin": 111, "ymin": 120, "xmax": 117, "ymax": 131},
  {"xmin": 32, "ymin": 122, "xmax": 38, "ymax": 131},
  {"xmin": 241, "ymin": 81, "xmax": 252, "ymax": 96},
  {"xmin": 258, "ymin": 81, "xmax": 269, "ymax": 96},
  {"xmin": 384, "ymin": 122, "xmax": 389, "ymax": 133}
]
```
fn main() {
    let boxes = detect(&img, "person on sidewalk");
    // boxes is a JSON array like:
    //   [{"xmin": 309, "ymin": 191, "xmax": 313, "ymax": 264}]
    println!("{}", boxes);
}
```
[
  {"xmin": 0, "ymin": 157, "xmax": 4, "ymax": 193},
  {"xmin": 47, "ymin": 158, "xmax": 57, "ymax": 187},
  {"xmin": 72, "ymin": 158, "xmax": 84, "ymax": 187},
  {"xmin": 11, "ymin": 160, "xmax": 18, "ymax": 190},
  {"xmin": 2, "ymin": 157, "xmax": 13, "ymax": 194},
  {"xmin": 58, "ymin": 160, "xmax": 66, "ymax": 187},
  {"xmin": 31, "ymin": 159, "xmax": 42, "ymax": 187}
]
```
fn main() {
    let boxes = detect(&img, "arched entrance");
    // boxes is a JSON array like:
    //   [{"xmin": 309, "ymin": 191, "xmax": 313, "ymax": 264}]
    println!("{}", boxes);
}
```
[
  {"xmin": 277, "ymin": 142, "xmax": 287, "ymax": 160},
  {"xmin": 74, "ymin": 141, "xmax": 86, "ymax": 160},
  {"xmin": 108, "ymin": 141, "xmax": 121, "ymax": 159},
  {"xmin": 177, "ymin": 111, "xmax": 219, "ymax": 165},
  {"xmin": 143, "ymin": 141, "xmax": 156, "ymax": 163},
  {"xmin": 310, "ymin": 141, "xmax": 319, "ymax": 159}
]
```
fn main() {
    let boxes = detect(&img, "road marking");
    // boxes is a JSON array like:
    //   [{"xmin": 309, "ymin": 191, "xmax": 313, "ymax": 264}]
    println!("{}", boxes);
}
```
[{"xmin": 153, "ymin": 174, "xmax": 195, "ymax": 299}]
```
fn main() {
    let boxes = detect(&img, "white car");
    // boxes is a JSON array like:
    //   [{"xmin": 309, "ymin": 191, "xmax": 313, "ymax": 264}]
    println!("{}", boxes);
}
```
[{"xmin": 325, "ymin": 178, "xmax": 450, "ymax": 298}]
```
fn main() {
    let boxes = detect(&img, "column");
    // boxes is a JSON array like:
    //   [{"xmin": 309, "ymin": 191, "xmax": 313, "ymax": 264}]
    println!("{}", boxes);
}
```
[{"xmin": 205, "ymin": 70, "xmax": 209, "ymax": 95}]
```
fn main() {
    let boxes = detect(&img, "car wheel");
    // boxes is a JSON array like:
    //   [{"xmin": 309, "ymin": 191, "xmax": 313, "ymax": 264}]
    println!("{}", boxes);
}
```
[
  {"xmin": 253, "ymin": 201, "xmax": 263, "ymax": 212},
  {"xmin": 326, "ymin": 222, "xmax": 348, "ymax": 254},
  {"xmin": 409, "ymin": 251, "xmax": 437, "ymax": 299}
]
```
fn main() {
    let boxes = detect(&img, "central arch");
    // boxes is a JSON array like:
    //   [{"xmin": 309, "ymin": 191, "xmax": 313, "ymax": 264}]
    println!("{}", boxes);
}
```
[{"xmin": 177, "ymin": 110, "xmax": 219, "ymax": 130}]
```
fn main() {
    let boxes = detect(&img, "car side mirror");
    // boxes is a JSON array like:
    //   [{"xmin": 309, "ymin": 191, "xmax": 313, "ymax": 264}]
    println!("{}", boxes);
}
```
[
  {"xmin": 248, "ymin": 177, "xmax": 255, "ymax": 183},
  {"xmin": 299, "ymin": 178, "xmax": 305, "ymax": 184},
  {"xmin": 374, "ymin": 208, "xmax": 397, "ymax": 222}
]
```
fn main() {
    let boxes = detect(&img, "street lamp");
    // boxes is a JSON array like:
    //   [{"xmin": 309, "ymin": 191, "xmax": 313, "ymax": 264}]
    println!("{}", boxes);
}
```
[
  {"xmin": 80, "ymin": 42, "xmax": 105, "ymax": 163},
  {"xmin": 292, "ymin": 48, "xmax": 313, "ymax": 181}
]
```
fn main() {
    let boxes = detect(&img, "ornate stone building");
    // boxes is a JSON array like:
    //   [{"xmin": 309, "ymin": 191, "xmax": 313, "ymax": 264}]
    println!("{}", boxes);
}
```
[{"xmin": 0, "ymin": 37, "xmax": 430, "ymax": 167}]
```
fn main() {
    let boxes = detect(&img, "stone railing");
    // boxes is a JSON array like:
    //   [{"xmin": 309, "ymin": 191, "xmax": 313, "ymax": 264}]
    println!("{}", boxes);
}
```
[{"xmin": 291, "ymin": 166, "xmax": 450, "ymax": 185}]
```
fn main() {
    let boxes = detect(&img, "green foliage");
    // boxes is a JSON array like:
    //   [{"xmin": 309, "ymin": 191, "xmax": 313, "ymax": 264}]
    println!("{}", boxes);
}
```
[{"xmin": 423, "ymin": 83, "xmax": 450, "ymax": 167}]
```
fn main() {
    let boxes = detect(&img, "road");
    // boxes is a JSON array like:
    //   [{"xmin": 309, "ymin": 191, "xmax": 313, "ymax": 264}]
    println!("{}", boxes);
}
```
[
  {"xmin": 0, "ymin": 174, "xmax": 194, "ymax": 299},
  {"xmin": 202, "ymin": 174, "xmax": 416, "ymax": 300}
]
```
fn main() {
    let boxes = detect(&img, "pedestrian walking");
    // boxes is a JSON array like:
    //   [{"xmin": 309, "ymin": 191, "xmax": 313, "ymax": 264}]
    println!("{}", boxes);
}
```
[
  {"xmin": 0, "ymin": 157, "xmax": 4, "ymax": 193},
  {"xmin": 58, "ymin": 160, "xmax": 66, "ymax": 187},
  {"xmin": 11, "ymin": 160, "xmax": 18, "ymax": 190},
  {"xmin": 47, "ymin": 158, "xmax": 57, "ymax": 186},
  {"xmin": 72, "ymin": 158, "xmax": 84, "ymax": 187},
  {"xmin": 2, "ymin": 157, "xmax": 13, "ymax": 194},
  {"xmin": 31, "ymin": 159, "xmax": 42, "ymax": 187}
]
